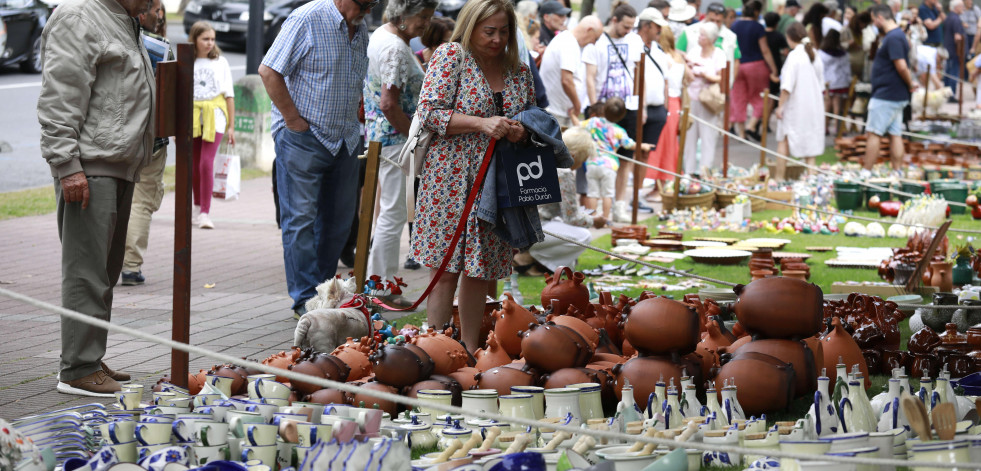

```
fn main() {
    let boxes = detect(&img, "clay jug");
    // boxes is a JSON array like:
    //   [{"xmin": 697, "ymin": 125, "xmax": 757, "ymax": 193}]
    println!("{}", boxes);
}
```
[
  {"xmin": 908, "ymin": 326, "xmax": 942, "ymax": 354},
  {"xmin": 404, "ymin": 376, "xmax": 464, "ymax": 406},
  {"xmin": 411, "ymin": 331, "xmax": 470, "ymax": 375},
  {"xmin": 930, "ymin": 261, "xmax": 954, "ymax": 292},
  {"xmin": 612, "ymin": 356, "xmax": 688, "ymax": 406},
  {"xmin": 733, "ymin": 277, "xmax": 824, "ymax": 340},
  {"xmin": 734, "ymin": 338, "xmax": 818, "ymax": 398},
  {"xmin": 303, "ymin": 388, "xmax": 347, "ymax": 405},
  {"xmin": 331, "ymin": 341, "xmax": 374, "ymax": 380},
  {"xmin": 819, "ymin": 317, "xmax": 870, "ymax": 389},
  {"xmin": 447, "ymin": 367, "xmax": 480, "ymax": 391},
  {"xmin": 623, "ymin": 297, "xmax": 700, "ymax": 356},
  {"xmin": 541, "ymin": 267, "xmax": 591, "ymax": 316},
  {"xmin": 289, "ymin": 359, "xmax": 330, "ymax": 396},
  {"xmin": 540, "ymin": 367, "xmax": 600, "ymax": 389},
  {"xmin": 548, "ymin": 314, "xmax": 599, "ymax": 350},
  {"xmin": 369, "ymin": 343, "xmax": 434, "ymax": 388},
  {"xmin": 493, "ymin": 294, "xmax": 538, "ymax": 357},
  {"xmin": 520, "ymin": 322, "xmax": 593, "ymax": 372},
  {"xmin": 474, "ymin": 331, "xmax": 512, "ymax": 371},
  {"xmin": 348, "ymin": 381, "xmax": 399, "ymax": 415},
  {"xmin": 475, "ymin": 364, "xmax": 537, "ymax": 396},
  {"xmin": 714, "ymin": 351, "xmax": 795, "ymax": 416}
]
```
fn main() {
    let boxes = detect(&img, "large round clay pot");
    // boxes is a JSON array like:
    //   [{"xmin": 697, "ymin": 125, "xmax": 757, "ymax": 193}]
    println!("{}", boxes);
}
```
[
  {"xmin": 493, "ymin": 294, "xmax": 538, "ymax": 357},
  {"xmin": 369, "ymin": 343, "xmax": 434, "ymax": 388},
  {"xmin": 474, "ymin": 331, "xmax": 513, "ymax": 372},
  {"xmin": 613, "ymin": 356, "xmax": 688, "ymax": 406},
  {"xmin": 288, "ymin": 359, "xmax": 329, "ymax": 396},
  {"xmin": 303, "ymin": 388, "xmax": 347, "ymax": 405},
  {"xmin": 404, "ymin": 375, "xmax": 464, "ymax": 406},
  {"xmin": 908, "ymin": 326, "xmax": 942, "ymax": 354},
  {"xmin": 819, "ymin": 317, "xmax": 870, "ymax": 389},
  {"xmin": 549, "ymin": 314, "xmax": 599, "ymax": 350},
  {"xmin": 448, "ymin": 367, "xmax": 480, "ymax": 391},
  {"xmin": 475, "ymin": 365, "xmax": 537, "ymax": 396},
  {"xmin": 591, "ymin": 352, "xmax": 626, "ymax": 364},
  {"xmin": 802, "ymin": 336, "xmax": 825, "ymax": 376},
  {"xmin": 732, "ymin": 277, "xmax": 824, "ymax": 339},
  {"xmin": 411, "ymin": 332, "xmax": 470, "ymax": 376},
  {"xmin": 303, "ymin": 353, "xmax": 352, "ymax": 383},
  {"xmin": 931, "ymin": 262, "xmax": 954, "ymax": 292},
  {"xmin": 331, "ymin": 343, "xmax": 373, "ymax": 380},
  {"xmin": 520, "ymin": 322, "xmax": 593, "ymax": 372},
  {"xmin": 348, "ymin": 381, "xmax": 399, "ymax": 415},
  {"xmin": 623, "ymin": 297, "xmax": 699, "ymax": 356},
  {"xmin": 541, "ymin": 266, "xmax": 590, "ymax": 316},
  {"xmin": 539, "ymin": 367, "xmax": 600, "ymax": 389},
  {"xmin": 715, "ymin": 351, "xmax": 795, "ymax": 416},
  {"xmin": 733, "ymin": 339, "xmax": 817, "ymax": 398}
]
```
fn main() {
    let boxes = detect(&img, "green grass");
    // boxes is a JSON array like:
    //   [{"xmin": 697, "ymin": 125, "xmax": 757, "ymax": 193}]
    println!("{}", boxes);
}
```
[{"xmin": 0, "ymin": 166, "xmax": 270, "ymax": 222}]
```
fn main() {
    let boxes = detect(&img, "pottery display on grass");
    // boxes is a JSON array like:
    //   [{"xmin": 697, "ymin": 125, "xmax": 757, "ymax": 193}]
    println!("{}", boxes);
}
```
[
  {"xmin": 410, "ymin": 331, "xmax": 470, "ymax": 376},
  {"xmin": 733, "ymin": 277, "xmax": 824, "ymax": 340},
  {"xmin": 369, "ymin": 343, "xmax": 435, "ymax": 388},
  {"xmin": 540, "ymin": 266, "xmax": 591, "ymax": 316},
  {"xmin": 474, "ymin": 331, "xmax": 513, "ymax": 372},
  {"xmin": 715, "ymin": 350, "xmax": 796, "ymax": 416},
  {"xmin": 493, "ymin": 294, "xmax": 538, "ymax": 357},
  {"xmin": 733, "ymin": 338, "xmax": 818, "ymax": 398},
  {"xmin": 819, "ymin": 317, "xmax": 870, "ymax": 388},
  {"xmin": 520, "ymin": 323, "xmax": 593, "ymax": 372},
  {"xmin": 622, "ymin": 296, "xmax": 700, "ymax": 356}
]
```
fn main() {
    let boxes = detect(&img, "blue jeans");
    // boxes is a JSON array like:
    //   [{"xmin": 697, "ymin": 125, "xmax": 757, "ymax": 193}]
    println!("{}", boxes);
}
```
[
  {"xmin": 274, "ymin": 129, "xmax": 359, "ymax": 310},
  {"xmin": 944, "ymin": 53, "xmax": 961, "ymax": 91}
]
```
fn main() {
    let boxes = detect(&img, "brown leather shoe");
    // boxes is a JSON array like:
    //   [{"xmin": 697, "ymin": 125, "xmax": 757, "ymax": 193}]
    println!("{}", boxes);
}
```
[
  {"xmin": 56, "ymin": 370, "xmax": 121, "ymax": 397},
  {"xmin": 101, "ymin": 361, "xmax": 131, "ymax": 382}
]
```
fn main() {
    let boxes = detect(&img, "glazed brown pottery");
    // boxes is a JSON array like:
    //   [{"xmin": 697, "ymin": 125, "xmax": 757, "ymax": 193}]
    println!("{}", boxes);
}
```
[
  {"xmin": 348, "ymin": 381, "xmax": 399, "ymax": 415},
  {"xmin": 369, "ymin": 343, "xmax": 435, "ymax": 388},
  {"xmin": 540, "ymin": 266, "xmax": 591, "ymax": 316},
  {"xmin": 910, "ymin": 352, "xmax": 939, "ymax": 379},
  {"xmin": 613, "ymin": 356, "xmax": 688, "ymax": 405},
  {"xmin": 548, "ymin": 314, "xmax": 599, "ymax": 350},
  {"xmin": 967, "ymin": 325, "xmax": 981, "ymax": 349},
  {"xmin": 852, "ymin": 323, "xmax": 886, "ymax": 349},
  {"xmin": 520, "ymin": 323, "xmax": 593, "ymax": 372},
  {"xmin": 303, "ymin": 388, "xmax": 347, "ymax": 405},
  {"xmin": 881, "ymin": 349, "xmax": 909, "ymax": 375},
  {"xmin": 734, "ymin": 339, "xmax": 818, "ymax": 398},
  {"xmin": 714, "ymin": 351, "xmax": 795, "ymax": 416},
  {"xmin": 475, "ymin": 364, "xmax": 537, "ymax": 396},
  {"xmin": 750, "ymin": 270, "xmax": 773, "ymax": 281},
  {"xmin": 819, "ymin": 317, "xmax": 870, "ymax": 388},
  {"xmin": 947, "ymin": 353, "xmax": 977, "ymax": 378},
  {"xmin": 907, "ymin": 327, "xmax": 942, "ymax": 354},
  {"xmin": 412, "ymin": 331, "xmax": 470, "ymax": 375},
  {"xmin": 940, "ymin": 323, "xmax": 967, "ymax": 344},
  {"xmin": 493, "ymin": 294, "xmax": 538, "ymax": 357},
  {"xmin": 862, "ymin": 349, "xmax": 883, "ymax": 375},
  {"xmin": 623, "ymin": 297, "xmax": 699, "ymax": 356},
  {"xmin": 289, "ymin": 359, "xmax": 330, "ymax": 396},
  {"xmin": 930, "ymin": 262, "xmax": 954, "ymax": 292},
  {"xmin": 405, "ymin": 376, "xmax": 464, "ymax": 406},
  {"xmin": 540, "ymin": 367, "xmax": 600, "ymax": 389},
  {"xmin": 447, "ymin": 367, "xmax": 480, "ymax": 391},
  {"xmin": 474, "ymin": 331, "xmax": 513, "ymax": 372},
  {"xmin": 782, "ymin": 270, "xmax": 808, "ymax": 282},
  {"xmin": 733, "ymin": 277, "xmax": 824, "ymax": 340}
]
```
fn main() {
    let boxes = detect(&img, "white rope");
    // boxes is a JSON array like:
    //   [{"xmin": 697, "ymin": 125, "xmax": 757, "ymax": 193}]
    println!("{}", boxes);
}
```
[
  {"xmin": 939, "ymin": 70, "xmax": 973, "ymax": 86},
  {"xmin": 0, "ymin": 286, "xmax": 978, "ymax": 468}
]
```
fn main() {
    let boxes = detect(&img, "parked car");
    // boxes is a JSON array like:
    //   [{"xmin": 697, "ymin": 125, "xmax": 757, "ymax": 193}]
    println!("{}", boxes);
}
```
[
  {"xmin": 0, "ymin": 0, "xmax": 48, "ymax": 73},
  {"xmin": 183, "ymin": 0, "xmax": 312, "ymax": 49}
]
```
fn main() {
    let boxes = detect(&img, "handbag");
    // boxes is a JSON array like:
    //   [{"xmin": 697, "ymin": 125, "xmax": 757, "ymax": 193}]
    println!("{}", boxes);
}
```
[
  {"xmin": 495, "ymin": 140, "xmax": 562, "ymax": 208},
  {"xmin": 698, "ymin": 82, "xmax": 726, "ymax": 115},
  {"xmin": 213, "ymin": 149, "xmax": 240, "ymax": 201},
  {"xmin": 395, "ymin": 114, "xmax": 431, "ymax": 177}
]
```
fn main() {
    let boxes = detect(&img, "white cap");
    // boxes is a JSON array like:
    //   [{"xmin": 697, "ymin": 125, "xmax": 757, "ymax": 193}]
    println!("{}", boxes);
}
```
[{"xmin": 637, "ymin": 7, "xmax": 671, "ymax": 27}]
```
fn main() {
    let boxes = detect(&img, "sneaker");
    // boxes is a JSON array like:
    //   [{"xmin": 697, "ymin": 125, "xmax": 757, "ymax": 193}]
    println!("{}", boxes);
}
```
[
  {"xmin": 403, "ymin": 257, "xmax": 421, "ymax": 270},
  {"xmin": 56, "ymin": 370, "xmax": 121, "ymax": 397},
  {"xmin": 101, "ymin": 361, "xmax": 130, "ymax": 382},
  {"xmin": 121, "ymin": 271, "xmax": 145, "ymax": 286},
  {"xmin": 612, "ymin": 201, "xmax": 631, "ymax": 223},
  {"xmin": 192, "ymin": 205, "xmax": 201, "ymax": 225},
  {"xmin": 198, "ymin": 213, "xmax": 214, "ymax": 229}
]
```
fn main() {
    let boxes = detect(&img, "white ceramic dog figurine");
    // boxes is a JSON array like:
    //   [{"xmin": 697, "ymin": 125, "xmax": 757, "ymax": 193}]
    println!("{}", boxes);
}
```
[{"xmin": 294, "ymin": 277, "xmax": 371, "ymax": 353}]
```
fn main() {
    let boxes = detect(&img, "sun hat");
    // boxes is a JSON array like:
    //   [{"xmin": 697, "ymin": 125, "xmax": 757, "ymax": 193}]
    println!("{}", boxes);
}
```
[{"xmin": 667, "ymin": 0, "xmax": 697, "ymax": 22}]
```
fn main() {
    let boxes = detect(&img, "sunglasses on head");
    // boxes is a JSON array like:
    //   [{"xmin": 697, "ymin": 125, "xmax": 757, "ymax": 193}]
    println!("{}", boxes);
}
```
[
  {"xmin": 351, "ymin": 0, "xmax": 380, "ymax": 11},
  {"xmin": 707, "ymin": 5, "xmax": 725, "ymax": 13}
]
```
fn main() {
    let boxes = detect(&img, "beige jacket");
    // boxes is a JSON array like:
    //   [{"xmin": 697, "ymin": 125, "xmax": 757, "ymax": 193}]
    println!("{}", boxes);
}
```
[{"xmin": 38, "ymin": 0, "xmax": 155, "ymax": 181}]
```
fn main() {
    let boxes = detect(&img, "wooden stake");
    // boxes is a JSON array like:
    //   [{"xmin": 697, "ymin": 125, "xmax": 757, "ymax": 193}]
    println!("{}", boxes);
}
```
[
  {"xmin": 354, "ymin": 141, "xmax": 382, "ymax": 289},
  {"xmin": 959, "ymin": 39, "xmax": 965, "ymax": 118},
  {"xmin": 722, "ymin": 62, "xmax": 731, "ymax": 177},
  {"xmin": 759, "ymin": 93, "xmax": 771, "ymax": 168},
  {"xmin": 674, "ymin": 107, "xmax": 691, "ymax": 209},
  {"xmin": 171, "ymin": 43, "xmax": 194, "ymax": 389},
  {"xmin": 923, "ymin": 64, "xmax": 931, "ymax": 120},
  {"xmin": 632, "ymin": 56, "xmax": 646, "ymax": 225}
]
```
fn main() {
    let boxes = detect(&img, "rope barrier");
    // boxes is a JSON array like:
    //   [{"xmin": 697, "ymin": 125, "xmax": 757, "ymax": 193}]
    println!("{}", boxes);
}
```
[
  {"xmin": 939, "ymin": 71, "xmax": 974, "ymax": 86},
  {"xmin": 1, "ymin": 286, "xmax": 980, "ymax": 468}
]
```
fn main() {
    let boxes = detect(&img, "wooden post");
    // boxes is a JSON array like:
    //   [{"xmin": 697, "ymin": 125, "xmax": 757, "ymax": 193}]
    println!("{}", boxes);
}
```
[
  {"xmin": 674, "ymin": 107, "xmax": 691, "ymax": 209},
  {"xmin": 171, "ymin": 43, "xmax": 194, "ymax": 389},
  {"xmin": 840, "ymin": 77, "xmax": 857, "ymax": 138},
  {"xmin": 759, "ymin": 93, "xmax": 771, "ymax": 168},
  {"xmin": 632, "ymin": 57, "xmax": 646, "ymax": 225},
  {"xmin": 959, "ymin": 38, "xmax": 965, "ymax": 118},
  {"xmin": 923, "ymin": 64, "xmax": 931, "ymax": 120},
  {"xmin": 353, "ymin": 142, "xmax": 382, "ymax": 289},
  {"xmin": 722, "ymin": 62, "xmax": 731, "ymax": 178}
]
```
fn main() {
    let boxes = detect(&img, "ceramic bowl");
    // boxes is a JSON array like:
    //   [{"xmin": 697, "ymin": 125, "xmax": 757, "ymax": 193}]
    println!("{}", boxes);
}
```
[
  {"xmin": 822, "ymin": 432, "xmax": 870, "ymax": 452},
  {"xmin": 779, "ymin": 440, "xmax": 832, "ymax": 457},
  {"xmin": 594, "ymin": 445, "xmax": 662, "ymax": 471},
  {"xmin": 910, "ymin": 440, "xmax": 970, "ymax": 471}
]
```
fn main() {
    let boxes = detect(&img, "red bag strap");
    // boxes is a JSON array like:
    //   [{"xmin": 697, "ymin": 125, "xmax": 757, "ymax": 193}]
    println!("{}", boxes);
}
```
[{"xmin": 373, "ymin": 138, "xmax": 498, "ymax": 312}]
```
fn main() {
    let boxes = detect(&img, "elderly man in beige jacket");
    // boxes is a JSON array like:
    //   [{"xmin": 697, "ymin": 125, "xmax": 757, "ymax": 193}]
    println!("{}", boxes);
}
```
[{"xmin": 37, "ymin": 0, "xmax": 156, "ymax": 397}]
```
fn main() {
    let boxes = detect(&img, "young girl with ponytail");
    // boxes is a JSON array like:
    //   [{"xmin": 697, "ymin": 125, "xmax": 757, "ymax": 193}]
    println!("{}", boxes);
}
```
[{"xmin": 773, "ymin": 22, "xmax": 825, "ymax": 181}]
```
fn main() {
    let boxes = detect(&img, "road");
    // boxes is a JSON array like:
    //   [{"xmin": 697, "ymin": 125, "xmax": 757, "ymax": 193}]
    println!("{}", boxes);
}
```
[{"xmin": 0, "ymin": 21, "xmax": 247, "ymax": 193}]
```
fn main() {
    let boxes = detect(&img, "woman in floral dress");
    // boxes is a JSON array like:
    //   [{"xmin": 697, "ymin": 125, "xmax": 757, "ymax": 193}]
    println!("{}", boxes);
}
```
[{"xmin": 411, "ymin": 0, "xmax": 536, "ymax": 351}]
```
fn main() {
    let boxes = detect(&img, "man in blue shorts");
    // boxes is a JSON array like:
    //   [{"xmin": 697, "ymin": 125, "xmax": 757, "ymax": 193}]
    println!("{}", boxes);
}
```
[{"xmin": 864, "ymin": 4, "xmax": 918, "ymax": 170}]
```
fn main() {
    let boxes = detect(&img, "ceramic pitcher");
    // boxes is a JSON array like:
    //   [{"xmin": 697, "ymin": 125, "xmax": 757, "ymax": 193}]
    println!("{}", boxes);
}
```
[{"xmin": 807, "ymin": 373, "xmax": 839, "ymax": 437}]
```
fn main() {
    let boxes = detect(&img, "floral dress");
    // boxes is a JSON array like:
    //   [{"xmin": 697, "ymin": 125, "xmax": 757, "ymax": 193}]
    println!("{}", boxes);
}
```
[{"xmin": 411, "ymin": 42, "xmax": 536, "ymax": 280}]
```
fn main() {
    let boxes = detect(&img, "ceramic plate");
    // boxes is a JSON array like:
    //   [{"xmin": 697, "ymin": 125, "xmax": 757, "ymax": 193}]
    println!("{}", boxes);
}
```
[
  {"xmin": 806, "ymin": 246, "xmax": 834, "ymax": 252},
  {"xmin": 683, "ymin": 249, "xmax": 752, "ymax": 265},
  {"xmin": 641, "ymin": 239, "xmax": 684, "ymax": 250},
  {"xmin": 771, "ymin": 252, "xmax": 812, "ymax": 261},
  {"xmin": 681, "ymin": 240, "xmax": 729, "ymax": 248},
  {"xmin": 693, "ymin": 236, "xmax": 739, "ymax": 244},
  {"xmin": 743, "ymin": 238, "xmax": 792, "ymax": 248},
  {"xmin": 824, "ymin": 259, "xmax": 881, "ymax": 269}
]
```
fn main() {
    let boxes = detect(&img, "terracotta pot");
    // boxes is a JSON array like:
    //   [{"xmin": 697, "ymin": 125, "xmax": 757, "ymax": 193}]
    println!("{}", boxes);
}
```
[
  {"xmin": 188, "ymin": 370, "xmax": 208, "ymax": 396},
  {"xmin": 881, "ymin": 349, "xmax": 909, "ymax": 375},
  {"xmin": 493, "ymin": 294, "xmax": 538, "ymax": 357},
  {"xmin": 211, "ymin": 364, "xmax": 249, "ymax": 396},
  {"xmin": 369, "ymin": 343, "xmax": 435, "ymax": 388},
  {"xmin": 474, "ymin": 330, "xmax": 513, "ymax": 372},
  {"xmin": 450, "ymin": 299, "xmax": 500, "ymax": 350},
  {"xmin": 733, "ymin": 339, "xmax": 818, "ymax": 398},
  {"xmin": 520, "ymin": 323, "xmax": 593, "ymax": 372},
  {"xmin": 819, "ymin": 317, "xmax": 870, "ymax": 389},
  {"xmin": 348, "ymin": 381, "xmax": 399, "ymax": 415},
  {"xmin": 782, "ymin": 270, "xmax": 808, "ymax": 281},
  {"xmin": 613, "ymin": 356, "xmax": 688, "ymax": 406},
  {"xmin": 404, "ymin": 375, "xmax": 464, "ymax": 406},
  {"xmin": 722, "ymin": 335, "xmax": 752, "ymax": 355},
  {"xmin": 302, "ymin": 352, "xmax": 352, "ymax": 383},
  {"xmin": 910, "ymin": 352, "xmax": 939, "ymax": 379},
  {"xmin": 303, "ymin": 388, "xmax": 347, "ymax": 405},
  {"xmin": 750, "ymin": 269, "xmax": 774, "ymax": 281},
  {"xmin": 930, "ymin": 262, "xmax": 954, "ymax": 292},
  {"xmin": 591, "ymin": 352, "xmax": 626, "ymax": 364},
  {"xmin": 714, "ymin": 351, "xmax": 796, "ymax": 416},
  {"xmin": 595, "ymin": 329, "xmax": 623, "ymax": 356},
  {"xmin": 624, "ymin": 297, "xmax": 700, "ymax": 356},
  {"xmin": 548, "ymin": 314, "xmax": 599, "ymax": 350},
  {"xmin": 802, "ymin": 336, "xmax": 825, "ymax": 376},
  {"xmin": 862, "ymin": 349, "xmax": 883, "ymax": 375},
  {"xmin": 289, "ymin": 359, "xmax": 330, "ymax": 396},
  {"xmin": 733, "ymin": 278, "xmax": 824, "ymax": 339},
  {"xmin": 475, "ymin": 364, "xmax": 537, "ymax": 396},
  {"xmin": 331, "ymin": 341, "xmax": 374, "ymax": 380},
  {"xmin": 412, "ymin": 331, "xmax": 470, "ymax": 375},
  {"xmin": 539, "ymin": 367, "xmax": 600, "ymax": 389},
  {"xmin": 908, "ymin": 326, "xmax": 942, "ymax": 354},
  {"xmin": 696, "ymin": 318, "xmax": 732, "ymax": 379},
  {"xmin": 448, "ymin": 367, "xmax": 480, "ymax": 391},
  {"xmin": 541, "ymin": 266, "xmax": 591, "ymax": 316}
]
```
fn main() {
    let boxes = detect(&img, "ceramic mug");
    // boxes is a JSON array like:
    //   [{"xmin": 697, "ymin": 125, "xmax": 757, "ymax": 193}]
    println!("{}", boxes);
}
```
[
  {"xmin": 294, "ymin": 445, "xmax": 315, "ymax": 467},
  {"xmin": 135, "ymin": 422, "xmax": 173, "ymax": 446},
  {"xmin": 193, "ymin": 394, "xmax": 222, "ymax": 408},
  {"xmin": 192, "ymin": 421, "xmax": 229, "ymax": 447},
  {"xmin": 100, "ymin": 420, "xmax": 137, "ymax": 444},
  {"xmin": 140, "ymin": 446, "xmax": 190, "ymax": 471},
  {"xmin": 244, "ymin": 423, "xmax": 279, "ymax": 446},
  {"xmin": 227, "ymin": 410, "xmax": 267, "ymax": 438},
  {"xmin": 157, "ymin": 383, "xmax": 191, "ymax": 397},
  {"xmin": 249, "ymin": 378, "xmax": 291, "ymax": 401},
  {"xmin": 120, "ymin": 382, "xmax": 145, "ymax": 394},
  {"xmin": 136, "ymin": 444, "xmax": 170, "ymax": 461},
  {"xmin": 277, "ymin": 406, "xmax": 313, "ymax": 422},
  {"xmin": 287, "ymin": 402, "xmax": 325, "ymax": 423},
  {"xmin": 115, "ymin": 390, "xmax": 142, "ymax": 410},
  {"xmin": 276, "ymin": 441, "xmax": 296, "ymax": 470},
  {"xmin": 244, "ymin": 402, "xmax": 279, "ymax": 423},
  {"xmin": 296, "ymin": 423, "xmax": 332, "ymax": 447},
  {"xmin": 195, "ymin": 403, "xmax": 232, "ymax": 422},
  {"xmin": 140, "ymin": 414, "xmax": 176, "ymax": 424},
  {"xmin": 272, "ymin": 412, "xmax": 308, "ymax": 427},
  {"xmin": 108, "ymin": 440, "xmax": 138, "ymax": 463},
  {"xmin": 240, "ymin": 444, "xmax": 278, "ymax": 466},
  {"xmin": 172, "ymin": 416, "xmax": 213, "ymax": 443},
  {"xmin": 190, "ymin": 444, "xmax": 229, "ymax": 465},
  {"xmin": 205, "ymin": 375, "xmax": 234, "ymax": 397}
]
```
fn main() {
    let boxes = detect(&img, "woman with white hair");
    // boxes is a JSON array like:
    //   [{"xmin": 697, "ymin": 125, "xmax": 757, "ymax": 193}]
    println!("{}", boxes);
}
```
[
  {"xmin": 363, "ymin": 0, "xmax": 438, "ymax": 293},
  {"xmin": 682, "ymin": 21, "xmax": 727, "ymax": 175}
]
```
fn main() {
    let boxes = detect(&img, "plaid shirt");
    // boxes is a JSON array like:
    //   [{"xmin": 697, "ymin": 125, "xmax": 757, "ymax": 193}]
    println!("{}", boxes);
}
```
[{"xmin": 261, "ymin": 0, "xmax": 368, "ymax": 155}]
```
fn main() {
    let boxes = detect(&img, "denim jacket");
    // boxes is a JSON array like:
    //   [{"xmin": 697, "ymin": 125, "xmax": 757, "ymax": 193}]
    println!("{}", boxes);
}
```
[{"xmin": 476, "ymin": 108, "xmax": 574, "ymax": 250}]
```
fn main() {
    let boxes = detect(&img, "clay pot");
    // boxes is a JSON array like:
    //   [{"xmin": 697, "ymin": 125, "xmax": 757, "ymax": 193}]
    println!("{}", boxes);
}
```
[
  {"xmin": 303, "ymin": 388, "xmax": 347, "ymax": 405},
  {"xmin": 548, "ymin": 314, "xmax": 599, "ymax": 350},
  {"xmin": 881, "ymin": 349, "xmax": 909, "ymax": 375},
  {"xmin": 289, "ymin": 359, "xmax": 330, "ymax": 397},
  {"xmin": 520, "ymin": 323, "xmax": 593, "ymax": 372},
  {"xmin": 369, "ymin": 343, "xmax": 435, "ymax": 388},
  {"xmin": 733, "ymin": 339, "xmax": 818, "ymax": 398},
  {"xmin": 613, "ymin": 356, "xmax": 688, "ymax": 406},
  {"xmin": 211, "ymin": 364, "xmax": 249, "ymax": 396},
  {"xmin": 862, "ymin": 349, "xmax": 883, "ymax": 376},
  {"xmin": 715, "ymin": 351, "xmax": 796, "ymax": 416},
  {"xmin": 450, "ymin": 299, "xmax": 500, "ymax": 350},
  {"xmin": 696, "ymin": 318, "xmax": 732, "ymax": 378},
  {"xmin": 411, "ymin": 331, "xmax": 470, "ymax": 375},
  {"xmin": 404, "ymin": 375, "xmax": 464, "ymax": 406},
  {"xmin": 188, "ymin": 370, "xmax": 207, "ymax": 396},
  {"xmin": 331, "ymin": 341, "xmax": 374, "ymax": 380},
  {"xmin": 782, "ymin": 270, "xmax": 808, "ymax": 281},
  {"xmin": 819, "ymin": 317, "xmax": 870, "ymax": 388},
  {"xmin": 475, "ymin": 364, "xmax": 537, "ymax": 396},
  {"xmin": 733, "ymin": 278, "xmax": 824, "ymax": 339},
  {"xmin": 448, "ymin": 367, "xmax": 480, "ymax": 391},
  {"xmin": 940, "ymin": 323, "xmax": 968, "ymax": 344},
  {"xmin": 474, "ymin": 331, "xmax": 513, "ymax": 371},
  {"xmin": 802, "ymin": 336, "xmax": 825, "ymax": 376},
  {"xmin": 908, "ymin": 326, "xmax": 942, "ymax": 354},
  {"xmin": 750, "ymin": 269, "xmax": 774, "ymax": 281},
  {"xmin": 967, "ymin": 326, "xmax": 981, "ymax": 349},
  {"xmin": 348, "ymin": 381, "xmax": 399, "ymax": 415},
  {"xmin": 852, "ymin": 323, "xmax": 886, "ymax": 349},
  {"xmin": 493, "ymin": 294, "xmax": 538, "ymax": 357},
  {"xmin": 541, "ymin": 267, "xmax": 591, "ymax": 316},
  {"xmin": 623, "ymin": 297, "xmax": 700, "ymax": 356},
  {"xmin": 910, "ymin": 352, "xmax": 939, "ymax": 379},
  {"xmin": 540, "ymin": 367, "xmax": 600, "ymax": 389},
  {"xmin": 947, "ymin": 353, "xmax": 977, "ymax": 378},
  {"xmin": 930, "ymin": 262, "xmax": 954, "ymax": 292}
]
